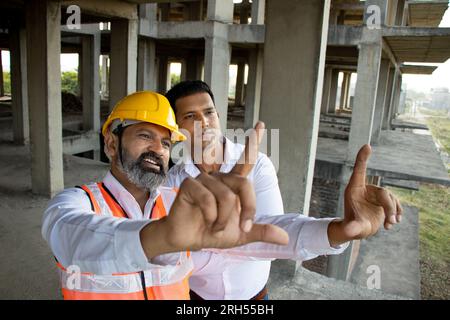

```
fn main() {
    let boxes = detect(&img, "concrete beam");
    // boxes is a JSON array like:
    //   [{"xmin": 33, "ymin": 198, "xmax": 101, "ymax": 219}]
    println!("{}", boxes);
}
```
[
  {"xmin": 26, "ymin": 0, "xmax": 64, "ymax": 197},
  {"xmin": 9, "ymin": 28, "xmax": 29, "ymax": 145},
  {"xmin": 60, "ymin": 0, "xmax": 138, "ymax": 19},
  {"xmin": 382, "ymin": 26, "xmax": 450, "ymax": 37},
  {"xmin": 228, "ymin": 24, "xmax": 265, "ymax": 43},
  {"xmin": 63, "ymin": 131, "xmax": 100, "ymax": 155},
  {"xmin": 151, "ymin": 21, "xmax": 207, "ymax": 39},
  {"xmin": 109, "ymin": 19, "xmax": 138, "ymax": 111},
  {"xmin": 259, "ymin": 0, "xmax": 331, "ymax": 214},
  {"xmin": 327, "ymin": 25, "xmax": 363, "ymax": 46}
]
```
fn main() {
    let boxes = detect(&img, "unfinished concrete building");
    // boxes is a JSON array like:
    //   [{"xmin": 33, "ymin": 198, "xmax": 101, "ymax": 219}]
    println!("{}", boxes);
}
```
[{"xmin": 0, "ymin": 0, "xmax": 449, "ymax": 299}]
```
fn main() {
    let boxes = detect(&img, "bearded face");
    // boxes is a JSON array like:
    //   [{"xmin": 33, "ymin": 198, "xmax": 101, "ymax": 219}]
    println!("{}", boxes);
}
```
[{"xmin": 119, "ymin": 148, "xmax": 168, "ymax": 192}]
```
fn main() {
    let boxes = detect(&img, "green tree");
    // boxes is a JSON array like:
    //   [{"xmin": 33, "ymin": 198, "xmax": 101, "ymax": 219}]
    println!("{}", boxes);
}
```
[
  {"xmin": 170, "ymin": 73, "xmax": 180, "ymax": 87},
  {"xmin": 2, "ymin": 71, "xmax": 11, "ymax": 95},
  {"xmin": 61, "ymin": 70, "xmax": 79, "ymax": 95}
]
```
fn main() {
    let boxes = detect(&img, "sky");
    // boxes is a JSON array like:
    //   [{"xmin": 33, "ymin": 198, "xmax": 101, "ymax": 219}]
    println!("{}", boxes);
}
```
[{"xmin": 1, "ymin": 4, "xmax": 450, "ymax": 94}]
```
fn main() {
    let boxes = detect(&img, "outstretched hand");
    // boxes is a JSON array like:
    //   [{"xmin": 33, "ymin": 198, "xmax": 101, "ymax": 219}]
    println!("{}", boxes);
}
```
[
  {"xmin": 328, "ymin": 144, "xmax": 403, "ymax": 246},
  {"xmin": 142, "ymin": 121, "xmax": 289, "ymax": 258}
]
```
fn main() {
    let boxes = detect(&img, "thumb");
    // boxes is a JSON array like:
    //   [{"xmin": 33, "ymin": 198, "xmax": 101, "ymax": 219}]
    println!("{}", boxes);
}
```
[
  {"xmin": 348, "ymin": 144, "xmax": 371, "ymax": 188},
  {"xmin": 244, "ymin": 224, "xmax": 289, "ymax": 246}
]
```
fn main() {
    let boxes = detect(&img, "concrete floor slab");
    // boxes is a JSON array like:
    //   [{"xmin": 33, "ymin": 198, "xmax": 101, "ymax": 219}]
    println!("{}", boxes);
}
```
[
  {"xmin": 349, "ymin": 206, "xmax": 420, "ymax": 299},
  {"xmin": 316, "ymin": 130, "xmax": 450, "ymax": 186},
  {"xmin": 0, "ymin": 142, "xmax": 108, "ymax": 299}
]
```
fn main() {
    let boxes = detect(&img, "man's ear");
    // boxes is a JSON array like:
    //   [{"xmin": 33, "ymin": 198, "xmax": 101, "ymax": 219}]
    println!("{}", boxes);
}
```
[{"xmin": 103, "ymin": 131, "xmax": 119, "ymax": 161}]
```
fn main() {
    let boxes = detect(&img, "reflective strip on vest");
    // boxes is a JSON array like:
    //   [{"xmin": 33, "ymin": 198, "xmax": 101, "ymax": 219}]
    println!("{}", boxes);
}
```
[{"xmin": 57, "ymin": 183, "xmax": 192, "ymax": 300}]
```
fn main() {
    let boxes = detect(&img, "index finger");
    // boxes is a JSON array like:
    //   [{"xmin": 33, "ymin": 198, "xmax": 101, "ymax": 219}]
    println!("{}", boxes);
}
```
[
  {"xmin": 230, "ymin": 121, "xmax": 265, "ymax": 177},
  {"xmin": 348, "ymin": 144, "xmax": 371, "ymax": 187}
]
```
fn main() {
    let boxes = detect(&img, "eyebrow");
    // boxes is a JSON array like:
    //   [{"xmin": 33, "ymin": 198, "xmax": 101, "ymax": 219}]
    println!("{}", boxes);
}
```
[
  {"xmin": 180, "ymin": 106, "xmax": 216, "ymax": 117},
  {"xmin": 136, "ymin": 128, "xmax": 171, "ymax": 142}
]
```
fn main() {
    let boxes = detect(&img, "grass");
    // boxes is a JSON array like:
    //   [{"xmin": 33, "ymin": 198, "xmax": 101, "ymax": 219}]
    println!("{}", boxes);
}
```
[
  {"xmin": 425, "ymin": 116, "xmax": 450, "ymax": 156},
  {"xmin": 387, "ymin": 184, "xmax": 450, "ymax": 299},
  {"xmin": 387, "ymin": 109, "xmax": 450, "ymax": 299}
]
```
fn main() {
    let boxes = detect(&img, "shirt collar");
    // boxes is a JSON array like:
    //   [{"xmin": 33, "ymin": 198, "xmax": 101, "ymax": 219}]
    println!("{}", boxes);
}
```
[
  {"xmin": 178, "ymin": 137, "xmax": 242, "ymax": 178},
  {"xmin": 102, "ymin": 171, "xmax": 161, "ymax": 218}
]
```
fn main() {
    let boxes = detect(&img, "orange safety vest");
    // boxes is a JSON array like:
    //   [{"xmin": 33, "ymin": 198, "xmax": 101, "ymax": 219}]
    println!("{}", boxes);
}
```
[{"xmin": 56, "ymin": 182, "xmax": 192, "ymax": 300}]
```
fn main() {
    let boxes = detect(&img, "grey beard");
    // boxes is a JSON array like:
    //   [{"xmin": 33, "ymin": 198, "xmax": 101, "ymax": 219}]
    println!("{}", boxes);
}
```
[{"xmin": 120, "ymin": 152, "xmax": 167, "ymax": 192}]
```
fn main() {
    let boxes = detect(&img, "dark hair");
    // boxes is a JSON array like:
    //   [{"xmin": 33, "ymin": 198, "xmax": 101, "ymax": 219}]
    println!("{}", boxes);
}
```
[{"xmin": 165, "ymin": 80, "xmax": 215, "ymax": 115}]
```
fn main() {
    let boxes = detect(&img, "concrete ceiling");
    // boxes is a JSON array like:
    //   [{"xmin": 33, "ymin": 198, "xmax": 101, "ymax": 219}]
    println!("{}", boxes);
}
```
[
  {"xmin": 407, "ymin": 1, "xmax": 448, "ymax": 27},
  {"xmin": 400, "ymin": 64, "xmax": 438, "ymax": 74},
  {"xmin": 384, "ymin": 33, "xmax": 450, "ymax": 63}
]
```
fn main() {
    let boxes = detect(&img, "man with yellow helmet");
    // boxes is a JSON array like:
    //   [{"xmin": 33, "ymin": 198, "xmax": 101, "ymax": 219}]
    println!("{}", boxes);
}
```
[
  {"xmin": 42, "ymin": 91, "xmax": 288, "ymax": 300},
  {"xmin": 42, "ymin": 90, "xmax": 403, "ymax": 300}
]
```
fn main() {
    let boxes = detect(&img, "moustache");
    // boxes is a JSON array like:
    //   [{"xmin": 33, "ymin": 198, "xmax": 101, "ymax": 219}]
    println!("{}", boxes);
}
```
[{"xmin": 137, "ymin": 151, "xmax": 166, "ymax": 173}]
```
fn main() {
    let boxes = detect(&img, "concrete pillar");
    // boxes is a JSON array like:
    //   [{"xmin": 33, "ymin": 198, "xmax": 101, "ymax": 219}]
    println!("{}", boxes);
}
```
[
  {"xmin": 371, "ymin": 58, "xmax": 390, "ymax": 144},
  {"xmin": 185, "ymin": 54, "xmax": 202, "ymax": 81},
  {"xmin": 160, "ymin": 3, "xmax": 170, "ymax": 21},
  {"xmin": 251, "ymin": 0, "xmax": 265, "ymax": 24},
  {"xmin": 383, "ymin": 69, "xmax": 399, "ymax": 130},
  {"xmin": 157, "ymin": 56, "xmax": 169, "ymax": 93},
  {"xmin": 0, "ymin": 50, "xmax": 4, "ymax": 97},
  {"xmin": 184, "ymin": 1, "xmax": 203, "ymax": 21},
  {"xmin": 320, "ymin": 67, "xmax": 333, "ymax": 114},
  {"xmin": 244, "ymin": 47, "xmax": 263, "ymax": 130},
  {"xmin": 10, "ymin": 28, "xmax": 29, "ymax": 145},
  {"xmin": 207, "ymin": 0, "xmax": 234, "ymax": 23},
  {"xmin": 205, "ymin": 0, "xmax": 233, "ymax": 130},
  {"xmin": 81, "ymin": 32, "xmax": 100, "ymax": 133},
  {"xmin": 392, "ymin": 75, "xmax": 402, "ymax": 119},
  {"xmin": 259, "ymin": 0, "xmax": 331, "ymax": 214},
  {"xmin": 382, "ymin": 67, "xmax": 395, "ymax": 130},
  {"xmin": 347, "ymin": 30, "xmax": 382, "ymax": 162},
  {"xmin": 327, "ymin": 28, "xmax": 382, "ymax": 281},
  {"xmin": 26, "ymin": 0, "xmax": 64, "ymax": 196},
  {"xmin": 204, "ymin": 35, "xmax": 231, "ymax": 129},
  {"xmin": 395, "ymin": 0, "xmax": 406, "ymax": 26},
  {"xmin": 100, "ymin": 55, "xmax": 109, "ymax": 99},
  {"xmin": 234, "ymin": 60, "xmax": 246, "ymax": 108},
  {"xmin": 137, "ymin": 38, "xmax": 157, "ymax": 91},
  {"xmin": 240, "ymin": 0, "xmax": 250, "ymax": 24},
  {"xmin": 339, "ymin": 72, "xmax": 351, "ymax": 110},
  {"xmin": 329, "ymin": 9, "xmax": 338, "ymax": 25},
  {"xmin": 109, "ymin": 19, "xmax": 138, "ymax": 111},
  {"xmin": 327, "ymin": 69, "xmax": 339, "ymax": 114},
  {"xmin": 77, "ymin": 51, "xmax": 82, "ymax": 98}
]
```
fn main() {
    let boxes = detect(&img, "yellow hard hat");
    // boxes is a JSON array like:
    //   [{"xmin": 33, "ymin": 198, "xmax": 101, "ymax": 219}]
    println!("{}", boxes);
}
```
[{"xmin": 102, "ymin": 91, "xmax": 186, "ymax": 142}]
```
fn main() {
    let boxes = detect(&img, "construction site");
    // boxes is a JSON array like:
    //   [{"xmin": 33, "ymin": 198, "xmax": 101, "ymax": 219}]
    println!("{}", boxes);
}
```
[{"xmin": 0, "ymin": 0, "xmax": 449, "ymax": 300}]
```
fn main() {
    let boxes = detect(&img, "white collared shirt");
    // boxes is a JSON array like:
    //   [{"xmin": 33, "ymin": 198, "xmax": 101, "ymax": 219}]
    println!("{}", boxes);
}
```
[
  {"xmin": 165, "ymin": 138, "xmax": 348, "ymax": 300},
  {"xmin": 42, "ymin": 158, "xmax": 348, "ymax": 297}
]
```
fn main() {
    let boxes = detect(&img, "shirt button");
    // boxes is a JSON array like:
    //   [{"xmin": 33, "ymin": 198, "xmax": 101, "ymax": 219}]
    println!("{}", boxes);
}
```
[{"xmin": 132, "ymin": 263, "xmax": 139, "ymax": 268}]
